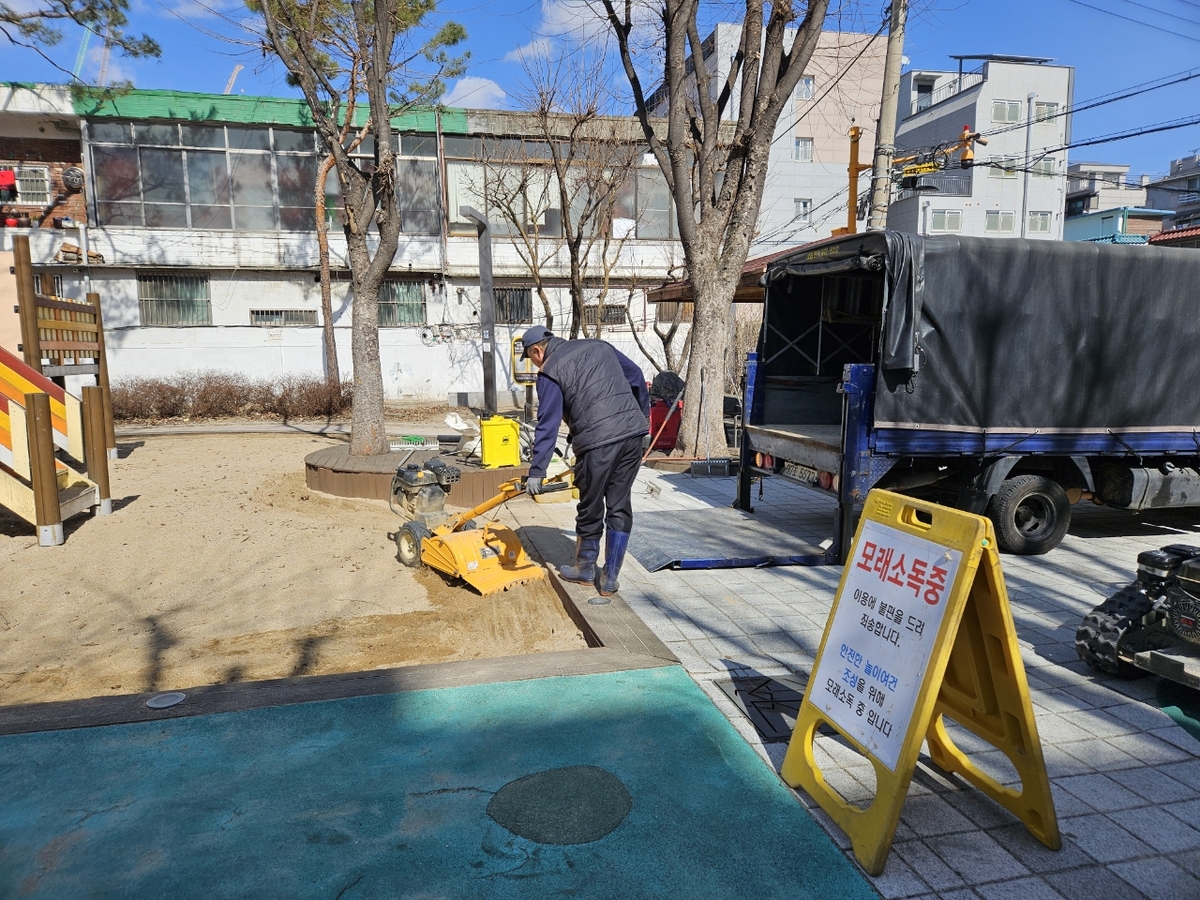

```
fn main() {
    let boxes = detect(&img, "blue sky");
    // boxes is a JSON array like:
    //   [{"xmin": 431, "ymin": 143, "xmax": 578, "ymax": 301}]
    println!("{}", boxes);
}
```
[{"xmin": 2, "ymin": 0, "xmax": 1198, "ymax": 179}]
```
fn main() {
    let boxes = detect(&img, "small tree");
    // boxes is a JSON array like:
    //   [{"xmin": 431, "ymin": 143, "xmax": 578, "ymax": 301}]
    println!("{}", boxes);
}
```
[
  {"xmin": 1, "ymin": 0, "xmax": 158, "ymax": 80},
  {"xmin": 254, "ymin": 0, "xmax": 464, "ymax": 454},
  {"xmin": 599, "ymin": 0, "xmax": 830, "ymax": 452},
  {"xmin": 627, "ymin": 293, "xmax": 692, "ymax": 375}
]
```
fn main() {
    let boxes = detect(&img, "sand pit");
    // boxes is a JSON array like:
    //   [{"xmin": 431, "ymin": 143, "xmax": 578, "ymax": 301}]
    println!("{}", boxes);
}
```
[{"xmin": 0, "ymin": 433, "xmax": 585, "ymax": 707}]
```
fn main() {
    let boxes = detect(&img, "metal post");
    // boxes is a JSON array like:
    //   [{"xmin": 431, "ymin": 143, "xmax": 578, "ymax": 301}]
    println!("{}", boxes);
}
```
[
  {"xmin": 13, "ymin": 235, "xmax": 41, "ymax": 372},
  {"xmin": 846, "ymin": 126, "xmax": 872, "ymax": 235},
  {"xmin": 866, "ymin": 0, "xmax": 909, "ymax": 232},
  {"xmin": 459, "ymin": 206, "xmax": 498, "ymax": 417},
  {"xmin": 88, "ymin": 292, "xmax": 117, "ymax": 457},
  {"xmin": 25, "ymin": 391, "xmax": 63, "ymax": 546},
  {"xmin": 1021, "ymin": 92, "xmax": 1037, "ymax": 239},
  {"xmin": 83, "ymin": 385, "xmax": 112, "ymax": 515}
]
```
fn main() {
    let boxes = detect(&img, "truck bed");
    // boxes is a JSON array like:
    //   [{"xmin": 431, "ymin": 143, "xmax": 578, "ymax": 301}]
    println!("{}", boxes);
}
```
[{"xmin": 744, "ymin": 424, "xmax": 841, "ymax": 472}]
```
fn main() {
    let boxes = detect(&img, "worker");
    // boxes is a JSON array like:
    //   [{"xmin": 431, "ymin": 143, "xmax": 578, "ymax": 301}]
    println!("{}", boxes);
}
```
[{"xmin": 520, "ymin": 325, "xmax": 650, "ymax": 597}]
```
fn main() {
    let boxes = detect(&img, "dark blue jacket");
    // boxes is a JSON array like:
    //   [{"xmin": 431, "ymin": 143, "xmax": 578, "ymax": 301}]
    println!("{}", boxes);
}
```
[{"xmin": 529, "ymin": 337, "xmax": 650, "ymax": 477}]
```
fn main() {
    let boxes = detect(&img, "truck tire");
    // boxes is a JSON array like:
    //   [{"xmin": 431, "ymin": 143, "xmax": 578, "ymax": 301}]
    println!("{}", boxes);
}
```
[
  {"xmin": 395, "ymin": 521, "xmax": 430, "ymax": 568},
  {"xmin": 987, "ymin": 475, "xmax": 1071, "ymax": 555},
  {"xmin": 1075, "ymin": 584, "xmax": 1154, "ymax": 677}
]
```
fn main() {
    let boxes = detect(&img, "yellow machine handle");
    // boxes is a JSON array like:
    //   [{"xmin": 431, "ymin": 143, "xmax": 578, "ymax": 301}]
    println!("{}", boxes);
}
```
[{"xmin": 439, "ymin": 469, "xmax": 572, "ymax": 535}]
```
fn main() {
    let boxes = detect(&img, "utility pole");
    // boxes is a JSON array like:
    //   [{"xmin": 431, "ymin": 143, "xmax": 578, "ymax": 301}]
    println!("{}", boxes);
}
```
[
  {"xmin": 866, "ymin": 0, "xmax": 908, "ymax": 232},
  {"xmin": 1020, "ymin": 91, "xmax": 1037, "ymax": 238}
]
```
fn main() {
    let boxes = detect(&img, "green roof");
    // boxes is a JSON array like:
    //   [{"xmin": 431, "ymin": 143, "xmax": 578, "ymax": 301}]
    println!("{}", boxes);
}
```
[{"xmin": 70, "ymin": 87, "xmax": 466, "ymax": 133}]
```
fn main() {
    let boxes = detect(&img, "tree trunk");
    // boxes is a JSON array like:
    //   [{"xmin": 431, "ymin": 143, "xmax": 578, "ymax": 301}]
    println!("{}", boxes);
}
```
[
  {"xmin": 676, "ymin": 262, "xmax": 740, "ymax": 457},
  {"xmin": 315, "ymin": 153, "xmax": 340, "ymax": 389},
  {"xmin": 345, "ymin": 228, "xmax": 389, "ymax": 456}
]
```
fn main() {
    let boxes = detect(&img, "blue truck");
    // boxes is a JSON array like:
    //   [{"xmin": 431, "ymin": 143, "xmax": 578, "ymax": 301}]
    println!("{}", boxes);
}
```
[{"xmin": 735, "ymin": 232, "xmax": 1200, "ymax": 562}]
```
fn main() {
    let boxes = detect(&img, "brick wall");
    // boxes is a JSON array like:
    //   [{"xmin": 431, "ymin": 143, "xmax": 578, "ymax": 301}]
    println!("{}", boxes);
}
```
[
  {"xmin": 1125, "ymin": 215, "xmax": 1165, "ymax": 237},
  {"xmin": 0, "ymin": 137, "xmax": 87, "ymax": 228}
]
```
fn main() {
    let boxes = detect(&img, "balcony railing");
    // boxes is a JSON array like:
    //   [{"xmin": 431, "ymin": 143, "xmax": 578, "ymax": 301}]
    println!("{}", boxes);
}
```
[
  {"xmin": 910, "ymin": 70, "xmax": 984, "ymax": 118},
  {"xmin": 897, "ymin": 171, "xmax": 973, "ymax": 201}
]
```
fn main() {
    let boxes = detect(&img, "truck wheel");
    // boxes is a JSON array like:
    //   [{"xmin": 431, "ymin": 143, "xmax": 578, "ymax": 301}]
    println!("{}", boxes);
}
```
[
  {"xmin": 1075, "ymin": 584, "xmax": 1154, "ymax": 678},
  {"xmin": 987, "ymin": 475, "xmax": 1071, "ymax": 555},
  {"xmin": 395, "ymin": 521, "xmax": 430, "ymax": 568}
]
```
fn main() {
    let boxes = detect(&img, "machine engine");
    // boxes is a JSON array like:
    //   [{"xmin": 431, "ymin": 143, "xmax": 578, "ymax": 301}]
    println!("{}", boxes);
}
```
[{"xmin": 391, "ymin": 458, "xmax": 461, "ymax": 528}]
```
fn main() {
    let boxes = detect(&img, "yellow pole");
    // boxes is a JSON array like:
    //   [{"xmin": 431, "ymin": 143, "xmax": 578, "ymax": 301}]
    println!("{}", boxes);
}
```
[{"xmin": 845, "ymin": 126, "xmax": 874, "ymax": 235}]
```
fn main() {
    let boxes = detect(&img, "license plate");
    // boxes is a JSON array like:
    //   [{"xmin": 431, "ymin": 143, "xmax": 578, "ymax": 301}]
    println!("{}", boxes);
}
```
[{"xmin": 782, "ymin": 461, "xmax": 819, "ymax": 483}]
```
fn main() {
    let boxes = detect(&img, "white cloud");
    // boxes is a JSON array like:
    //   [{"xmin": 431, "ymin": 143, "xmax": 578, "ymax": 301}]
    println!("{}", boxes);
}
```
[
  {"xmin": 504, "ymin": 37, "xmax": 554, "ymax": 64},
  {"xmin": 442, "ymin": 76, "xmax": 508, "ymax": 109}
]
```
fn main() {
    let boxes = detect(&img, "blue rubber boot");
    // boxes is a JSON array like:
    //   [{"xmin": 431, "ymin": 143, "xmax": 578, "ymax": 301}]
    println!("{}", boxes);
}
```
[
  {"xmin": 596, "ymin": 531, "xmax": 631, "ymax": 596},
  {"xmin": 560, "ymin": 538, "xmax": 600, "ymax": 585}
]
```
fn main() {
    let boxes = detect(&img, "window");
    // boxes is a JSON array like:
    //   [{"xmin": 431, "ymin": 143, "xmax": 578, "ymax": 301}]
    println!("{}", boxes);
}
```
[
  {"xmin": 930, "ymin": 209, "xmax": 962, "ymax": 233},
  {"xmin": 378, "ymin": 281, "xmax": 425, "ymax": 326},
  {"xmin": 915, "ymin": 82, "xmax": 934, "ymax": 112},
  {"xmin": 582, "ymin": 304, "xmax": 627, "ymax": 327},
  {"xmin": 1034, "ymin": 101, "xmax": 1058, "ymax": 123},
  {"xmin": 494, "ymin": 287, "xmax": 533, "ymax": 324},
  {"xmin": 792, "ymin": 137, "xmax": 814, "ymax": 163},
  {"xmin": 992, "ymin": 100, "xmax": 1021, "ymax": 123},
  {"xmin": 795, "ymin": 76, "xmax": 815, "ymax": 101},
  {"xmin": 988, "ymin": 156, "xmax": 1019, "ymax": 179},
  {"xmin": 137, "ymin": 273, "xmax": 211, "ymax": 326},
  {"xmin": 0, "ymin": 165, "xmax": 51, "ymax": 206},
  {"xmin": 1027, "ymin": 211, "xmax": 1052, "ymax": 233},
  {"xmin": 985, "ymin": 210, "xmax": 1015, "ymax": 233},
  {"xmin": 637, "ymin": 168, "xmax": 672, "ymax": 239},
  {"xmin": 1031, "ymin": 157, "xmax": 1057, "ymax": 178},
  {"xmin": 89, "ymin": 122, "xmax": 320, "ymax": 231},
  {"xmin": 655, "ymin": 302, "xmax": 693, "ymax": 324},
  {"xmin": 250, "ymin": 309, "xmax": 317, "ymax": 326},
  {"xmin": 794, "ymin": 198, "xmax": 812, "ymax": 224}
]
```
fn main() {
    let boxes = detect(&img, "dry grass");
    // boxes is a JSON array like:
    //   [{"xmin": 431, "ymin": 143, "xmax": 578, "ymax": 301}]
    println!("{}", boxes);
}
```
[{"xmin": 112, "ymin": 372, "xmax": 353, "ymax": 422}]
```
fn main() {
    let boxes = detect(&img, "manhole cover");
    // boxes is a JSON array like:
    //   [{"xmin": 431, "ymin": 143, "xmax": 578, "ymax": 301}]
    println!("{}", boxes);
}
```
[
  {"xmin": 716, "ymin": 675, "xmax": 808, "ymax": 742},
  {"xmin": 486, "ymin": 765, "xmax": 631, "ymax": 845}
]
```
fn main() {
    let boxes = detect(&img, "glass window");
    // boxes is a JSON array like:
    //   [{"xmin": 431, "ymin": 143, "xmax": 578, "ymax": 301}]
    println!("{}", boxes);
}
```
[
  {"xmin": 792, "ymin": 137, "xmax": 814, "ymax": 162},
  {"xmin": 186, "ymin": 150, "xmax": 232, "ymax": 230},
  {"xmin": 92, "ymin": 146, "xmax": 142, "ymax": 224},
  {"xmin": 930, "ymin": 209, "xmax": 962, "ymax": 232},
  {"xmin": 397, "ymin": 157, "xmax": 440, "ymax": 234},
  {"xmin": 494, "ymin": 287, "xmax": 533, "ymax": 324},
  {"xmin": 985, "ymin": 210, "xmax": 1014, "ymax": 233},
  {"xmin": 0, "ymin": 165, "xmax": 51, "ymax": 206},
  {"xmin": 401, "ymin": 134, "xmax": 438, "ymax": 157},
  {"xmin": 181, "ymin": 125, "xmax": 225, "ymax": 148},
  {"xmin": 1027, "ymin": 211, "xmax": 1052, "ymax": 233},
  {"xmin": 139, "ymin": 149, "xmax": 185, "ymax": 203},
  {"xmin": 795, "ymin": 76, "xmax": 815, "ymax": 101},
  {"xmin": 89, "ymin": 121, "xmax": 131, "ymax": 143},
  {"xmin": 137, "ymin": 272, "xmax": 211, "ymax": 325},
  {"xmin": 230, "ymin": 152, "xmax": 275, "ymax": 230},
  {"xmin": 443, "ymin": 136, "xmax": 481, "ymax": 158},
  {"xmin": 136, "ymin": 123, "xmax": 178, "ymax": 146},
  {"xmin": 1034, "ymin": 101, "xmax": 1058, "ymax": 123},
  {"xmin": 992, "ymin": 100, "xmax": 1021, "ymax": 123},
  {"xmin": 273, "ymin": 129, "xmax": 313, "ymax": 153},
  {"xmin": 988, "ymin": 156, "xmax": 1019, "ymax": 178},
  {"xmin": 379, "ymin": 281, "xmax": 425, "ymax": 326},
  {"xmin": 794, "ymin": 198, "xmax": 811, "ymax": 224},
  {"xmin": 582, "ymin": 304, "xmax": 627, "ymax": 327},
  {"xmin": 446, "ymin": 160, "xmax": 485, "ymax": 234},
  {"xmin": 227, "ymin": 127, "xmax": 271, "ymax": 151},
  {"xmin": 637, "ymin": 168, "xmax": 671, "ymax": 239},
  {"xmin": 1032, "ymin": 157, "xmax": 1057, "ymax": 178}
]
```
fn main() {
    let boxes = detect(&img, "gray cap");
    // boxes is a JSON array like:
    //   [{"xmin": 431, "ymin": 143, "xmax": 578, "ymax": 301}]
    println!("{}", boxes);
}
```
[{"xmin": 519, "ymin": 326, "xmax": 554, "ymax": 358}]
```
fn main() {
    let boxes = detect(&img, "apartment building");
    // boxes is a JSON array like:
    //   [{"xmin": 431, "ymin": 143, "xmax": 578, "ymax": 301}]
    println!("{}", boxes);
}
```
[
  {"xmin": 647, "ymin": 24, "xmax": 887, "ymax": 250},
  {"xmin": 0, "ymin": 84, "xmax": 686, "ymax": 401},
  {"xmin": 1147, "ymin": 154, "xmax": 1200, "ymax": 232},
  {"xmin": 887, "ymin": 55, "xmax": 1074, "ymax": 240}
]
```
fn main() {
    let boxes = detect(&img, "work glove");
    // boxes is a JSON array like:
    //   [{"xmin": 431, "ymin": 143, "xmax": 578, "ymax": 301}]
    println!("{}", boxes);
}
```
[
  {"xmin": 642, "ymin": 433, "xmax": 652, "ymax": 451},
  {"xmin": 525, "ymin": 476, "xmax": 545, "ymax": 496}
]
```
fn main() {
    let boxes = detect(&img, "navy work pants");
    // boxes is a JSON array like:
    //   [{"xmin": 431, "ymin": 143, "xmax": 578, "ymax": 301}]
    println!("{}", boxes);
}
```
[{"xmin": 573, "ymin": 434, "xmax": 643, "ymax": 541}]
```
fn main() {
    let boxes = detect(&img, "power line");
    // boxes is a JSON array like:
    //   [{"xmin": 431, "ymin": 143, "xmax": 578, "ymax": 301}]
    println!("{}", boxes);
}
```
[
  {"xmin": 1110, "ymin": 0, "xmax": 1200, "ymax": 29},
  {"xmin": 1062, "ymin": 0, "xmax": 1200, "ymax": 43}
]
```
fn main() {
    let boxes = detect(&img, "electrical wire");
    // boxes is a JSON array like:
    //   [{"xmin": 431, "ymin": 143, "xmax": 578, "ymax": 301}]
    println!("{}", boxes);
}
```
[{"xmin": 1062, "ymin": 0, "xmax": 1200, "ymax": 43}]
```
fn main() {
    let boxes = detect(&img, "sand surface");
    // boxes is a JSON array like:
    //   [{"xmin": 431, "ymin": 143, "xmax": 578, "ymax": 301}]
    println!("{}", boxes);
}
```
[{"xmin": 0, "ymin": 433, "xmax": 584, "ymax": 706}]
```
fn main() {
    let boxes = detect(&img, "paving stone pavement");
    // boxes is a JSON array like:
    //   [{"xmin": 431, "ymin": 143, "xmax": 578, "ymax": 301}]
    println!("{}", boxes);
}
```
[{"xmin": 510, "ymin": 467, "xmax": 1200, "ymax": 900}]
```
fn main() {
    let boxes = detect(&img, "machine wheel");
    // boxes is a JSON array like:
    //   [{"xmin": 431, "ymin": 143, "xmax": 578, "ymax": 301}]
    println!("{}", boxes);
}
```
[
  {"xmin": 987, "ymin": 475, "xmax": 1071, "ymax": 555},
  {"xmin": 1075, "ymin": 584, "xmax": 1155, "ymax": 677},
  {"xmin": 395, "ymin": 521, "xmax": 430, "ymax": 568}
]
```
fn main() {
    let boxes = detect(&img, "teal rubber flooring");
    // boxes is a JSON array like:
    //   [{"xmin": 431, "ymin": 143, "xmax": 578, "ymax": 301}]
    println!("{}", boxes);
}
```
[{"xmin": 0, "ymin": 665, "xmax": 875, "ymax": 899}]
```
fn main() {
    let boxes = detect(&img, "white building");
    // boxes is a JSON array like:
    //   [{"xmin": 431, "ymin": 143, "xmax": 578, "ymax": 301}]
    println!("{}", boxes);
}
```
[
  {"xmin": 1147, "ymin": 154, "xmax": 1200, "ymax": 232},
  {"xmin": 1066, "ymin": 162, "xmax": 1148, "ymax": 218},
  {"xmin": 647, "ymin": 24, "xmax": 887, "ymax": 250},
  {"xmin": 0, "ymin": 85, "xmax": 689, "ymax": 402},
  {"xmin": 887, "ymin": 55, "xmax": 1074, "ymax": 240}
]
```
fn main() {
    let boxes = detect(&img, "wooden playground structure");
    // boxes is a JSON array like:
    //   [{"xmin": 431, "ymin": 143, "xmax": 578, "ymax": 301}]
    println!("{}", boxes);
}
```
[{"xmin": 0, "ymin": 235, "xmax": 114, "ymax": 545}]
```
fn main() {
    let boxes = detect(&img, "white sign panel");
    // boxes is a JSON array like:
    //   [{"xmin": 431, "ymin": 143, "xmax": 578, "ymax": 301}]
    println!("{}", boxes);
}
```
[{"xmin": 809, "ymin": 519, "xmax": 962, "ymax": 771}]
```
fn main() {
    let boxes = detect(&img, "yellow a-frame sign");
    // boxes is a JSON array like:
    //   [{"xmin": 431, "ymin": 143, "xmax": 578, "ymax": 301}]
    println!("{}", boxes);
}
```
[{"xmin": 782, "ymin": 490, "xmax": 1060, "ymax": 875}]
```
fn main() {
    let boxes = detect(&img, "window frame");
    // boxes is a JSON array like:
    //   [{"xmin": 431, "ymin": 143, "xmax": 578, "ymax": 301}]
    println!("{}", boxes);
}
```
[
  {"xmin": 794, "ymin": 198, "xmax": 812, "ymax": 224},
  {"xmin": 792, "ymin": 137, "xmax": 814, "ymax": 163},
  {"xmin": 493, "ymin": 286, "xmax": 534, "ymax": 325},
  {"xmin": 377, "ymin": 280, "xmax": 427, "ymax": 327},
  {"xmin": 136, "ymin": 271, "xmax": 212, "ymax": 326},
  {"xmin": 250, "ymin": 309, "xmax": 318, "ymax": 326},
  {"xmin": 929, "ymin": 209, "xmax": 962, "ymax": 233},
  {"xmin": 795, "ymin": 76, "xmax": 815, "ymax": 101},
  {"xmin": 1027, "ymin": 211, "xmax": 1052, "ymax": 234},
  {"xmin": 991, "ymin": 100, "xmax": 1022, "ymax": 124},
  {"xmin": 988, "ymin": 156, "xmax": 1020, "ymax": 179},
  {"xmin": 984, "ymin": 210, "xmax": 1015, "ymax": 233},
  {"xmin": 0, "ymin": 164, "xmax": 51, "ymax": 206}
]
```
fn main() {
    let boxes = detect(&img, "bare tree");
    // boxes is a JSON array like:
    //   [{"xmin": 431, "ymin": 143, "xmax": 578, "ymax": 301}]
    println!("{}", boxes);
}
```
[
  {"xmin": 599, "ymin": 0, "xmax": 830, "ymax": 452},
  {"xmin": 254, "ymin": 0, "xmax": 465, "ymax": 454},
  {"xmin": 1, "ymin": 0, "xmax": 159, "ymax": 80},
  {"xmin": 627, "ymin": 294, "xmax": 692, "ymax": 375},
  {"xmin": 473, "ymin": 54, "xmax": 644, "ymax": 339}
]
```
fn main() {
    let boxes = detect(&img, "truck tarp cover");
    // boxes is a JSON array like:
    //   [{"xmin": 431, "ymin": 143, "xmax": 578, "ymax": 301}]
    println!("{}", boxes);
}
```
[{"xmin": 873, "ymin": 235, "xmax": 1200, "ymax": 432}]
